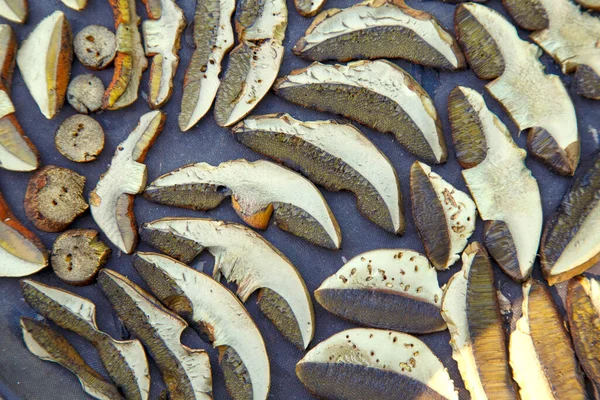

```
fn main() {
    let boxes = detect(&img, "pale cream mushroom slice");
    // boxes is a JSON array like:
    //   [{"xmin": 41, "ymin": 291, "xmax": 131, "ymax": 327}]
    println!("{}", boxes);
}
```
[
  {"xmin": 0, "ymin": 0, "xmax": 26, "ymax": 23},
  {"xmin": 90, "ymin": 110, "xmax": 165, "ymax": 254},
  {"xmin": 274, "ymin": 60, "xmax": 447, "ymax": 164},
  {"xmin": 448, "ymin": 86, "xmax": 542, "ymax": 282},
  {"xmin": 60, "ymin": 0, "xmax": 87, "ymax": 11},
  {"xmin": 454, "ymin": 3, "xmax": 579, "ymax": 176},
  {"xmin": 144, "ymin": 159, "xmax": 341, "ymax": 249},
  {"xmin": 294, "ymin": 0, "xmax": 325, "ymax": 17},
  {"xmin": 140, "ymin": 217, "xmax": 315, "ymax": 349},
  {"xmin": 574, "ymin": 0, "xmax": 600, "ymax": 10},
  {"xmin": 296, "ymin": 328, "xmax": 458, "ymax": 400}
]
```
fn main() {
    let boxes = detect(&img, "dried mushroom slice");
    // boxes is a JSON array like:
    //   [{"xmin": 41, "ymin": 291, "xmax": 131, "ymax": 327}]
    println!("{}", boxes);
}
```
[
  {"xmin": 294, "ymin": 0, "xmax": 325, "ymax": 17},
  {"xmin": 274, "ymin": 60, "xmax": 447, "ymax": 164},
  {"xmin": 315, "ymin": 249, "xmax": 446, "ymax": 334},
  {"xmin": 575, "ymin": 0, "xmax": 600, "ymax": 10},
  {"xmin": 60, "ymin": 0, "xmax": 87, "ymax": 10},
  {"xmin": 144, "ymin": 159, "xmax": 341, "ymax": 249},
  {"xmin": 90, "ymin": 110, "xmax": 165, "ymax": 254},
  {"xmin": 55, "ymin": 115, "xmax": 105, "ymax": 163},
  {"xmin": 231, "ymin": 113, "xmax": 404, "ymax": 234},
  {"xmin": 140, "ymin": 218, "xmax": 315, "ymax": 349},
  {"xmin": 296, "ymin": 328, "xmax": 458, "ymax": 400},
  {"xmin": 67, "ymin": 74, "xmax": 104, "ymax": 114},
  {"xmin": 448, "ymin": 86, "xmax": 542, "ymax": 282},
  {"xmin": 0, "ymin": 0, "xmax": 26, "ymax": 23},
  {"xmin": 74, "ymin": 25, "xmax": 117, "ymax": 70}
]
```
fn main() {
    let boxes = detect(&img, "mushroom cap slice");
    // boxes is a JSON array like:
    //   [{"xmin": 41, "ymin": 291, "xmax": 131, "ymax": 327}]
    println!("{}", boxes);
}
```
[
  {"xmin": 274, "ymin": 60, "xmax": 447, "ymax": 164},
  {"xmin": 144, "ymin": 159, "xmax": 341, "ymax": 249},
  {"xmin": 296, "ymin": 328, "xmax": 458, "ymax": 400},
  {"xmin": 448, "ymin": 86, "xmax": 542, "ymax": 282},
  {"xmin": 575, "ymin": 0, "xmax": 600, "ymax": 10},
  {"xmin": 315, "ymin": 249, "xmax": 446, "ymax": 334},
  {"xmin": 0, "ymin": 0, "xmax": 27, "ymax": 23},
  {"xmin": 140, "ymin": 217, "xmax": 315, "ymax": 349},
  {"xmin": 90, "ymin": 110, "xmax": 165, "ymax": 254},
  {"xmin": 294, "ymin": 0, "xmax": 325, "ymax": 17},
  {"xmin": 60, "ymin": 0, "xmax": 87, "ymax": 10},
  {"xmin": 231, "ymin": 113, "xmax": 404, "ymax": 234}
]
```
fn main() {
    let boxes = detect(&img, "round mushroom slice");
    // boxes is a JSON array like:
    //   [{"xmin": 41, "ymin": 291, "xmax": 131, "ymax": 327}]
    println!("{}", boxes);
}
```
[
  {"xmin": 294, "ymin": 0, "xmax": 325, "ymax": 17},
  {"xmin": 0, "ymin": 0, "xmax": 27, "ymax": 24}
]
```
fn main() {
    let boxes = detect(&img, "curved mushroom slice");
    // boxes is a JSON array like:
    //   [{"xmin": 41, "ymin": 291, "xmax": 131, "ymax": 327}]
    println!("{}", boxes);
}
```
[
  {"xmin": 274, "ymin": 60, "xmax": 447, "ymax": 164},
  {"xmin": 410, "ymin": 161, "xmax": 475, "ymax": 270},
  {"xmin": 231, "ymin": 113, "xmax": 404, "ymax": 234},
  {"xmin": 90, "ymin": 110, "xmax": 165, "ymax": 254},
  {"xmin": 60, "ymin": 0, "xmax": 87, "ymax": 10},
  {"xmin": 144, "ymin": 159, "xmax": 341, "ymax": 249},
  {"xmin": 296, "ymin": 328, "xmax": 458, "ymax": 400},
  {"xmin": 140, "ymin": 218, "xmax": 315, "ymax": 349},
  {"xmin": 454, "ymin": 3, "xmax": 579, "ymax": 175},
  {"xmin": 0, "ymin": 0, "xmax": 26, "ymax": 23},
  {"xmin": 294, "ymin": 0, "xmax": 325, "ymax": 17},
  {"xmin": 448, "ymin": 86, "xmax": 542, "ymax": 282},
  {"xmin": 134, "ymin": 252, "xmax": 270, "ymax": 400},
  {"xmin": 575, "ymin": 0, "xmax": 600, "ymax": 10},
  {"xmin": 315, "ymin": 249, "xmax": 446, "ymax": 334}
]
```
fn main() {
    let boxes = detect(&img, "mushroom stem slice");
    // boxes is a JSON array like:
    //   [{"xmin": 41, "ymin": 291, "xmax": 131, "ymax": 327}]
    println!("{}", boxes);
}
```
[
  {"xmin": 294, "ymin": 0, "xmax": 325, "ymax": 17},
  {"xmin": 60, "ymin": 0, "xmax": 87, "ymax": 10},
  {"xmin": 0, "ymin": 0, "xmax": 27, "ymax": 23}
]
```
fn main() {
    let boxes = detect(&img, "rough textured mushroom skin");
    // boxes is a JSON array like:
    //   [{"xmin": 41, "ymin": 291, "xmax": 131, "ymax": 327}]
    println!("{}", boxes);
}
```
[
  {"xmin": 0, "ymin": 0, "xmax": 28, "ymax": 24},
  {"xmin": 74, "ymin": 25, "xmax": 117, "ymax": 70},
  {"xmin": 54, "ymin": 114, "xmax": 105, "ymax": 163},
  {"xmin": 67, "ymin": 74, "xmax": 104, "ymax": 114}
]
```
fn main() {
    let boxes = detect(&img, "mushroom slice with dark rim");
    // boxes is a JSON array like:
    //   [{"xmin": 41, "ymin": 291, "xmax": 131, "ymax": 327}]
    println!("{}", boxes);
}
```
[
  {"xmin": 575, "ymin": 0, "xmax": 600, "ymax": 10},
  {"xmin": 60, "ymin": 0, "xmax": 87, "ymax": 10},
  {"xmin": 273, "ymin": 60, "xmax": 447, "ymax": 164},
  {"xmin": 0, "ymin": 0, "xmax": 26, "ymax": 23},
  {"xmin": 140, "ymin": 217, "xmax": 315, "ymax": 349},
  {"xmin": 133, "ymin": 252, "xmax": 270, "ymax": 400}
]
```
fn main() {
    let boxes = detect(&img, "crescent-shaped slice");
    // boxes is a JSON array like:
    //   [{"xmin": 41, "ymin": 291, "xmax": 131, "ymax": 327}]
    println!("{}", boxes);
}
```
[
  {"xmin": 0, "ymin": 0, "xmax": 26, "ymax": 23},
  {"xmin": 60, "ymin": 0, "xmax": 86, "ymax": 10},
  {"xmin": 140, "ymin": 217, "xmax": 315, "ymax": 349},
  {"xmin": 144, "ymin": 159, "xmax": 341, "ymax": 249},
  {"xmin": 294, "ymin": 0, "xmax": 325, "ymax": 17},
  {"xmin": 296, "ymin": 328, "xmax": 458, "ymax": 400},
  {"xmin": 575, "ymin": 0, "xmax": 600, "ymax": 10},
  {"xmin": 273, "ymin": 60, "xmax": 447, "ymax": 164}
]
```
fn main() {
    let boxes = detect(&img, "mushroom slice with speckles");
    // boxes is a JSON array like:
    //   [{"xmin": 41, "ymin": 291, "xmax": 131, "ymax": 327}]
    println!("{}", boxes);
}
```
[
  {"xmin": 575, "ymin": 0, "xmax": 600, "ymax": 10},
  {"xmin": 294, "ymin": 0, "xmax": 325, "ymax": 17},
  {"xmin": 296, "ymin": 328, "xmax": 458, "ymax": 400},
  {"xmin": 454, "ymin": 3, "xmax": 579, "ymax": 175},
  {"xmin": 21, "ymin": 279, "xmax": 150, "ymax": 400},
  {"xmin": 274, "ymin": 60, "xmax": 447, "ymax": 164},
  {"xmin": 315, "ymin": 249, "xmax": 446, "ymax": 334},
  {"xmin": 134, "ymin": 252, "xmax": 270, "ymax": 400},
  {"xmin": 90, "ymin": 110, "xmax": 165, "ymax": 254},
  {"xmin": 144, "ymin": 159, "xmax": 341, "ymax": 249},
  {"xmin": 0, "ymin": 0, "xmax": 26, "ymax": 23},
  {"xmin": 140, "ymin": 218, "xmax": 315, "ymax": 349},
  {"xmin": 448, "ymin": 86, "xmax": 542, "ymax": 282},
  {"xmin": 60, "ymin": 0, "xmax": 86, "ymax": 10}
]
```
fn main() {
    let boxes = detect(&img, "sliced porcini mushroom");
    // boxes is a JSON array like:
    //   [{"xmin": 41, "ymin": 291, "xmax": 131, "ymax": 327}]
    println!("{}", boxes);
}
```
[
  {"xmin": 90, "ymin": 110, "xmax": 165, "ymax": 254},
  {"xmin": 55, "ymin": 114, "xmax": 105, "ymax": 163},
  {"xmin": 140, "ymin": 217, "xmax": 315, "ymax": 349},
  {"xmin": 410, "ymin": 161, "xmax": 475, "ymax": 270},
  {"xmin": 144, "ymin": 159, "xmax": 341, "ymax": 249},
  {"xmin": 294, "ymin": 0, "xmax": 325, "ymax": 17},
  {"xmin": 315, "ymin": 249, "xmax": 446, "ymax": 334},
  {"xmin": 441, "ymin": 242, "xmax": 517, "ymax": 399},
  {"xmin": 67, "ymin": 74, "xmax": 104, "ymax": 114},
  {"xmin": 74, "ymin": 25, "xmax": 117, "ymax": 70},
  {"xmin": 134, "ymin": 252, "xmax": 270, "ymax": 400},
  {"xmin": 60, "ymin": 0, "xmax": 87, "ymax": 10},
  {"xmin": 0, "ymin": 0, "xmax": 26, "ymax": 23},
  {"xmin": 448, "ymin": 86, "xmax": 542, "ymax": 282},
  {"xmin": 574, "ymin": 0, "xmax": 600, "ymax": 10},
  {"xmin": 296, "ymin": 328, "xmax": 458, "ymax": 400},
  {"xmin": 454, "ymin": 3, "xmax": 579, "ymax": 176},
  {"xmin": 231, "ymin": 113, "xmax": 404, "ymax": 234},
  {"xmin": 274, "ymin": 60, "xmax": 447, "ymax": 164}
]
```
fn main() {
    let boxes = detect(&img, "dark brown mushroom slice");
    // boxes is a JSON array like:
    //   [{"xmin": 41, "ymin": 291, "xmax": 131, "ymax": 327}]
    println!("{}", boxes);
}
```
[
  {"xmin": 67, "ymin": 74, "xmax": 104, "ymax": 114},
  {"xmin": 74, "ymin": 25, "xmax": 116, "ymax": 70},
  {"xmin": 55, "ymin": 114, "xmax": 105, "ymax": 163}
]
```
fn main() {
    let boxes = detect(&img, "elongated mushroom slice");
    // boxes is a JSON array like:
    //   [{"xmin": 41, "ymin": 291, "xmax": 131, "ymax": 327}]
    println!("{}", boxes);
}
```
[
  {"xmin": 274, "ymin": 60, "xmax": 447, "ymax": 164},
  {"xmin": 144, "ymin": 159, "xmax": 341, "ymax": 249},
  {"xmin": 60, "ymin": 0, "xmax": 87, "ymax": 10},
  {"xmin": 448, "ymin": 86, "xmax": 542, "ymax": 282},
  {"xmin": 575, "ymin": 0, "xmax": 600, "ymax": 10},
  {"xmin": 294, "ymin": 0, "xmax": 325, "ymax": 17},
  {"xmin": 0, "ymin": 0, "xmax": 26, "ymax": 23},
  {"xmin": 454, "ymin": 3, "xmax": 579, "ymax": 175},
  {"xmin": 140, "ymin": 218, "xmax": 315, "ymax": 349},
  {"xmin": 90, "ymin": 110, "xmax": 165, "ymax": 254}
]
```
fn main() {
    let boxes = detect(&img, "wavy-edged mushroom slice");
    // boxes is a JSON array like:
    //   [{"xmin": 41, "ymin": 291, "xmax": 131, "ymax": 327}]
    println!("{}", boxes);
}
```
[
  {"xmin": 144, "ymin": 159, "xmax": 341, "ymax": 249},
  {"xmin": 454, "ymin": 3, "xmax": 579, "ymax": 176},
  {"xmin": 0, "ymin": 0, "xmax": 26, "ymax": 23},
  {"xmin": 134, "ymin": 252, "xmax": 270, "ymax": 400},
  {"xmin": 575, "ymin": 0, "xmax": 600, "ymax": 10},
  {"xmin": 90, "ymin": 110, "xmax": 165, "ymax": 254},
  {"xmin": 140, "ymin": 217, "xmax": 315, "ymax": 349},
  {"xmin": 21, "ymin": 279, "xmax": 150, "ymax": 400},
  {"xmin": 60, "ymin": 0, "xmax": 86, "ymax": 10},
  {"xmin": 294, "ymin": 0, "xmax": 325, "ymax": 17},
  {"xmin": 296, "ymin": 328, "xmax": 458, "ymax": 400},
  {"xmin": 315, "ymin": 249, "xmax": 446, "ymax": 334},
  {"xmin": 448, "ymin": 86, "xmax": 542, "ymax": 282},
  {"xmin": 274, "ymin": 60, "xmax": 447, "ymax": 164}
]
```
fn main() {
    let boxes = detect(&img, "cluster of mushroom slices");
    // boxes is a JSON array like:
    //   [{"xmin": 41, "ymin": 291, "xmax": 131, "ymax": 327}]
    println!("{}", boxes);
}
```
[
  {"xmin": 454, "ymin": 3, "xmax": 579, "ymax": 176},
  {"xmin": 448, "ymin": 86, "xmax": 542, "ymax": 282},
  {"xmin": 274, "ymin": 60, "xmax": 447, "ymax": 164},
  {"xmin": 0, "ymin": 0, "xmax": 27, "ymax": 23},
  {"xmin": 144, "ymin": 159, "xmax": 342, "ymax": 249}
]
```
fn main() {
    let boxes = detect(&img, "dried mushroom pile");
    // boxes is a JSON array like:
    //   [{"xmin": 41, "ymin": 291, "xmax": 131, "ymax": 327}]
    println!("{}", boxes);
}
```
[{"xmin": 2, "ymin": 0, "xmax": 600, "ymax": 399}]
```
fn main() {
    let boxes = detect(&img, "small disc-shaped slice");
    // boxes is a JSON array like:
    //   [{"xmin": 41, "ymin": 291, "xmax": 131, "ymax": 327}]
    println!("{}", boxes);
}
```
[
  {"xmin": 74, "ymin": 25, "xmax": 117, "ymax": 70},
  {"xmin": 55, "ymin": 114, "xmax": 105, "ymax": 163},
  {"xmin": 67, "ymin": 74, "xmax": 104, "ymax": 114},
  {"xmin": 0, "ymin": 0, "xmax": 27, "ymax": 23},
  {"xmin": 294, "ymin": 0, "xmax": 325, "ymax": 17},
  {"xmin": 575, "ymin": 0, "xmax": 600, "ymax": 10},
  {"xmin": 60, "ymin": 0, "xmax": 87, "ymax": 10}
]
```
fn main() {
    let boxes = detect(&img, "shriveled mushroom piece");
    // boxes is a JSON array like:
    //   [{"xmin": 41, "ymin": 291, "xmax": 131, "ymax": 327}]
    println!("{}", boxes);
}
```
[
  {"xmin": 274, "ymin": 60, "xmax": 447, "ymax": 164},
  {"xmin": 0, "ymin": 0, "xmax": 26, "ymax": 23},
  {"xmin": 60, "ymin": 0, "xmax": 87, "ymax": 10},
  {"xmin": 575, "ymin": 0, "xmax": 600, "ymax": 10},
  {"xmin": 74, "ymin": 25, "xmax": 116, "ymax": 70},
  {"xmin": 294, "ymin": 0, "xmax": 325, "ymax": 17},
  {"xmin": 454, "ymin": 3, "xmax": 579, "ymax": 175},
  {"xmin": 144, "ymin": 159, "xmax": 341, "ymax": 249},
  {"xmin": 296, "ymin": 328, "xmax": 458, "ymax": 400},
  {"xmin": 140, "ymin": 218, "xmax": 315, "ymax": 349},
  {"xmin": 90, "ymin": 110, "xmax": 165, "ymax": 254},
  {"xmin": 448, "ymin": 86, "xmax": 542, "ymax": 282}
]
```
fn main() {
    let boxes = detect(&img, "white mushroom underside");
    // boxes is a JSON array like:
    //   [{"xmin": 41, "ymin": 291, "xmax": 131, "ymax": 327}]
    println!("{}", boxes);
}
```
[
  {"xmin": 0, "ymin": 0, "xmax": 26, "ymax": 23},
  {"xmin": 0, "ymin": 138, "xmax": 37, "ymax": 171},
  {"xmin": 242, "ymin": 0, "xmax": 287, "ymax": 42},
  {"xmin": 0, "ymin": 245, "xmax": 45, "ymax": 277},
  {"xmin": 0, "ymin": 221, "xmax": 46, "ymax": 277}
]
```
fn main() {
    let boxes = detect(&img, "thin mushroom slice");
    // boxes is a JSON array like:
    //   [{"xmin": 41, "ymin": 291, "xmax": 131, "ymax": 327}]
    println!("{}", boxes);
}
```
[
  {"xmin": 575, "ymin": 0, "xmax": 600, "ymax": 10},
  {"xmin": 0, "ymin": 0, "xmax": 26, "ymax": 23},
  {"xmin": 60, "ymin": 0, "xmax": 87, "ymax": 10},
  {"xmin": 274, "ymin": 60, "xmax": 447, "ymax": 164},
  {"xmin": 294, "ymin": 0, "xmax": 325, "ymax": 17}
]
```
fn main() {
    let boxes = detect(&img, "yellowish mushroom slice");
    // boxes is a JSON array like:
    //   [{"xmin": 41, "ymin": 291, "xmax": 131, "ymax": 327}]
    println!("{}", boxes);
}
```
[
  {"xmin": 274, "ymin": 60, "xmax": 447, "ymax": 164},
  {"xmin": 90, "ymin": 110, "xmax": 165, "ymax": 254},
  {"xmin": 296, "ymin": 328, "xmax": 458, "ymax": 400},
  {"xmin": 0, "ymin": 0, "xmax": 26, "ymax": 23},
  {"xmin": 294, "ymin": 0, "xmax": 325, "ymax": 17},
  {"xmin": 574, "ymin": 0, "xmax": 600, "ymax": 10},
  {"xmin": 448, "ymin": 86, "xmax": 542, "ymax": 282},
  {"xmin": 60, "ymin": 0, "xmax": 87, "ymax": 10},
  {"xmin": 140, "ymin": 217, "xmax": 315, "ymax": 349},
  {"xmin": 134, "ymin": 252, "xmax": 270, "ymax": 400},
  {"xmin": 454, "ymin": 3, "xmax": 579, "ymax": 176},
  {"xmin": 144, "ymin": 159, "xmax": 341, "ymax": 249}
]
